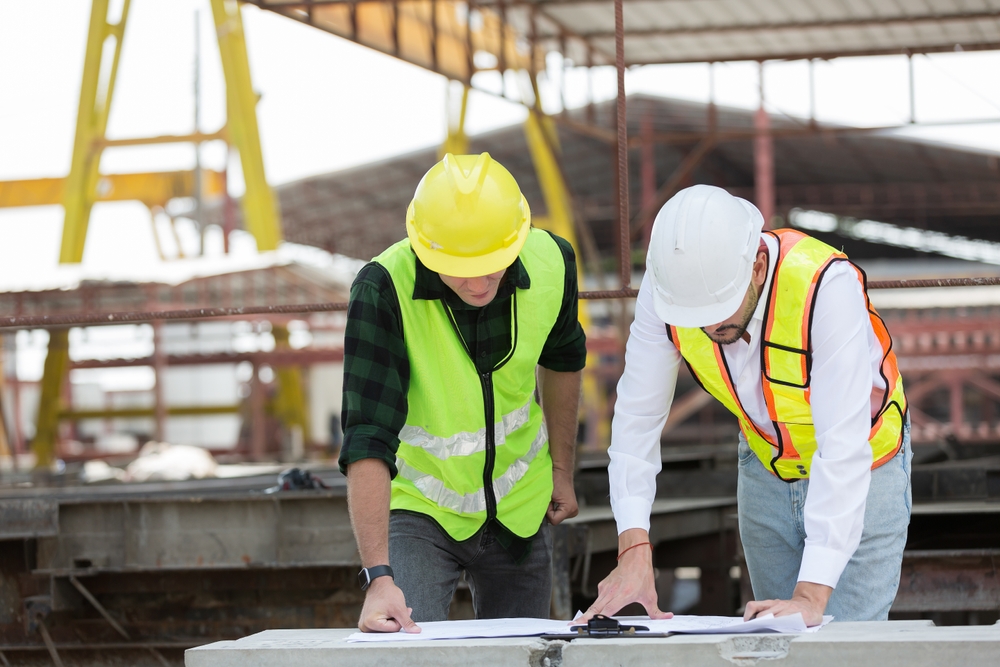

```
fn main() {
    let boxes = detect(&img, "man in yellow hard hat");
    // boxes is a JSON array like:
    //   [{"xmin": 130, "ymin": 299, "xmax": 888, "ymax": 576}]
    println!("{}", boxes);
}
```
[{"xmin": 339, "ymin": 153, "xmax": 586, "ymax": 632}]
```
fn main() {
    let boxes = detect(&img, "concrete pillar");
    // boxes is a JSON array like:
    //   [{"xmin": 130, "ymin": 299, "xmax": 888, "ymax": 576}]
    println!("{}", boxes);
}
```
[
  {"xmin": 640, "ymin": 102, "xmax": 656, "ymax": 250},
  {"xmin": 754, "ymin": 63, "xmax": 775, "ymax": 229}
]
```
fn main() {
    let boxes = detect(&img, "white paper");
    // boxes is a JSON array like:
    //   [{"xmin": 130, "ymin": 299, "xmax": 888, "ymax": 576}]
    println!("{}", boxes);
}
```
[
  {"xmin": 611, "ymin": 613, "xmax": 834, "ymax": 635},
  {"xmin": 344, "ymin": 613, "xmax": 832, "ymax": 642},
  {"xmin": 345, "ymin": 617, "xmax": 568, "ymax": 643}
]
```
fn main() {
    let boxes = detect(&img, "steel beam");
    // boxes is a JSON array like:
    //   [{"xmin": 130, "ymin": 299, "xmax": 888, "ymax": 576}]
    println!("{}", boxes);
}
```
[
  {"xmin": 34, "ymin": 0, "xmax": 133, "ymax": 468},
  {"xmin": 524, "ymin": 106, "xmax": 608, "ymax": 445},
  {"xmin": 270, "ymin": 326, "xmax": 310, "ymax": 454},
  {"xmin": 571, "ymin": 11, "xmax": 1000, "ymax": 40},
  {"xmin": 893, "ymin": 550, "xmax": 1000, "ymax": 612},
  {"xmin": 630, "ymin": 135, "xmax": 716, "ymax": 242},
  {"xmin": 59, "ymin": 405, "xmax": 240, "ymax": 421},
  {"xmin": 253, "ymin": 1, "xmax": 543, "ymax": 84},
  {"xmin": 69, "ymin": 349, "xmax": 345, "ymax": 370},
  {"xmin": 60, "ymin": 0, "xmax": 131, "ymax": 264},
  {"xmin": 439, "ymin": 83, "xmax": 470, "ymax": 157},
  {"xmin": 211, "ymin": 0, "xmax": 284, "ymax": 252},
  {"xmin": 754, "ymin": 65, "xmax": 775, "ymax": 228},
  {"xmin": 0, "ymin": 171, "xmax": 226, "ymax": 209}
]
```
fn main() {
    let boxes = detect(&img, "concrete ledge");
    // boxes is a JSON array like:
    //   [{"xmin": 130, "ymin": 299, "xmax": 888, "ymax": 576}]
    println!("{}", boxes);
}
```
[{"xmin": 185, "ymin": 621, "xmax": 1000, "ymax": 667}]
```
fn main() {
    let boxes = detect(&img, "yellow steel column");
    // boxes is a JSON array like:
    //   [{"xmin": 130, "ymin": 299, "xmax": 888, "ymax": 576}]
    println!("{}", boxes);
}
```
[
  {"xmin": 270, "ymin": 326, "xmax": 309, "ymax": 459},
  {"xmin": 211, "ymin": 0, "xmax": 305, "ymax": 456},
  {"xmin": 439, "ymin": 83, "xmax": 470, "ymax": 157},
  {"xmin": 523, "ymin": 111, "xmax": 577, "ymax": 248},
  {"xmin": 523, "ymin": 110, "xmax": 609, "ymax": 449},
  {"xmin": 210, "ymin": 0, "xmax": 283, "ymax": 252},
  {"xmin": 33, "ymin": 331, "xmax": 71, "ymax": 468},
  {"xmin": 60, "ymin": 0, "xmax": 131, "ymax": 263},
  {"xmin": 34, "ymin": 0, "xmax": 132, "ymax": 468}
]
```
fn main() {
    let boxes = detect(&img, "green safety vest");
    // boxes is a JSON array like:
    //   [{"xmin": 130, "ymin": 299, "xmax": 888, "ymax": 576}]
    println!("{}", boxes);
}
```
[
  {"xmin": 669, "ymin": 229, "xmax": 907, "ymax": 481},
  {"xmin": 374, "ymin": 229, "xmax": 564, "ymax": 540}
]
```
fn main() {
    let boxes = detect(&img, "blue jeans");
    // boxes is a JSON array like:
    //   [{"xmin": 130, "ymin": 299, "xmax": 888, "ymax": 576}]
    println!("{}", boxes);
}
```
[
  {"xmin": 737, "ymin": 419, "xmax": 912, "ymax": 621},
  {"xmin": 388, "ymin": 511, "xmax": 552, "ymax": 622}
]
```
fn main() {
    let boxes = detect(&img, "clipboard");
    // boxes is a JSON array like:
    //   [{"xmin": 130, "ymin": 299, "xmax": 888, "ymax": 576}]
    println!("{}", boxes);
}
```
[{"xmin": 540, "ymin": 614, "xmax": 675, "ymax": 640}]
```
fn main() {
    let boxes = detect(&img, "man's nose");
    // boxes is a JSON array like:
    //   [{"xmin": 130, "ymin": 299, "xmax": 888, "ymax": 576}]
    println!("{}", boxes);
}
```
[{"xmin": 467, "ymin": 276, "xmax": 490, "ymax": 292}]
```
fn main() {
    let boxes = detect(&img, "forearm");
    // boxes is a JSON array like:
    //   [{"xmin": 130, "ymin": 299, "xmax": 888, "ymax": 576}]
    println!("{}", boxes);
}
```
[
  {"xmin": 539, "ymin": 368, "xmax": 582, "ymax": 475},
  {"xmin": 346, "ymin": 458, "xmax": 392, "ymax": 567},
  {"xmin": 793, "ymin": 581, "xmax": 832, "ymax": 609}
]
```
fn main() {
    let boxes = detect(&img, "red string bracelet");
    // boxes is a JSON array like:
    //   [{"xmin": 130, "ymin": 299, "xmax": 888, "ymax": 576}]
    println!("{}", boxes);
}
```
[{"xmin": 616, "ymin": 541, "xmax": 652, "ymax": 561}]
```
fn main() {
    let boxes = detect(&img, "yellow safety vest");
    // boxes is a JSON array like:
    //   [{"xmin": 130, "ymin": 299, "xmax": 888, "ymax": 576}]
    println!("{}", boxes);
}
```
[
  {"xmin": 374, "ymin": 229, "xmax": 565, "ymax": 540},
  {"xmin": 669, "ymin": 229, "xmax": 907, "ymax": 481}
]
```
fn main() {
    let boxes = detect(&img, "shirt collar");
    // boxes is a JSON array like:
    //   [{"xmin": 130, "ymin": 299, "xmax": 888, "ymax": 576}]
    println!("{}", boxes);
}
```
[
  {"xmin": 410, "ymin": 246, "xmax": 531, "ymax": 309},
  {"xmin": 743, "ymin": 232, "xmax": 778, "ymax": 342}
]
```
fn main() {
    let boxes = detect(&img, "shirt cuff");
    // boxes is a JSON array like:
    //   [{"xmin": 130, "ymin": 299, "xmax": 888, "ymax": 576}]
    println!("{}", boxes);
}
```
[
  {"xmin": 611, "ymin": 496, "xmax": 653, "ymax": 535},
  {"xmin": 797, "ymin": 545, "xmax": 852, "ymax": 589}
]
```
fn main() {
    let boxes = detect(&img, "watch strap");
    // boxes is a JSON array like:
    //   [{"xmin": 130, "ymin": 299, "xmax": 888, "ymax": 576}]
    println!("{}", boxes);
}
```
[{"xmin": 359, "ymin": 564, "xmax": 394, "ymax": 591}]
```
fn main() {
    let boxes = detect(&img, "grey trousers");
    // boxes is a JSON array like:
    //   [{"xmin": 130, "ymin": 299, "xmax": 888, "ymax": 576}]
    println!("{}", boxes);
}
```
[{"xmin": 388, "ymin": 511, "xmax": 553, "ymax": 622}]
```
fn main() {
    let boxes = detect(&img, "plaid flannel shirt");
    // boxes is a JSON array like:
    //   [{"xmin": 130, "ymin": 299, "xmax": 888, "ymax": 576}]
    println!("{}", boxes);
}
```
[{"xmin": 339, "ymin": 231, "xmax": 586, "ymax": 561}]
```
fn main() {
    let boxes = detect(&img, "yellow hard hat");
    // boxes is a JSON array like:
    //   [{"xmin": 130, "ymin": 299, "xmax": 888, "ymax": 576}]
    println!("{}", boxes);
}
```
[{"xmin": 406, "ymin": 152, "xmax": 530, "ymax": 277}]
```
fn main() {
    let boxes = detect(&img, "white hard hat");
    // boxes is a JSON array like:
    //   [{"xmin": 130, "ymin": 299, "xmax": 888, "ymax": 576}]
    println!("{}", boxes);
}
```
[{"xmin": 646, "ymin": 184, "xmax": 765, "ymax": 327}]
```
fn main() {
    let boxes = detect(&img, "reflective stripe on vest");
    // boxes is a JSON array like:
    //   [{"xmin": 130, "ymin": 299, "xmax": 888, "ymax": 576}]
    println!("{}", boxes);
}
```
[
  {"xmin": 670, "ymin": 229, "xmax": 907, "ymax": 481},
  {"xmin": 397, "ymin": 401, "xmax": 531, "ymax": 460},
  {"xmin": 395, "ymin": 421, "xmax": 548, "ymax": 515},
  {"xmin": 374, "ymin": 229, "xmax": 565, "ymax": 540}
]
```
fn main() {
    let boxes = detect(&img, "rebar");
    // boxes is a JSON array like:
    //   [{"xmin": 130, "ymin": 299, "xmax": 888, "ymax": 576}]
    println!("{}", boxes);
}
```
[{"xmin": 614, "ymin": 0, "xmax": 630, "ymax": 290}]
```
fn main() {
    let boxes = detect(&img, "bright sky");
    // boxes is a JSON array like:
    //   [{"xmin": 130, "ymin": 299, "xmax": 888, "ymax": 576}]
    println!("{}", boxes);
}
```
[{"xmin": 2, "ymin": 0, "xmax": 1000, "ymax": 287}]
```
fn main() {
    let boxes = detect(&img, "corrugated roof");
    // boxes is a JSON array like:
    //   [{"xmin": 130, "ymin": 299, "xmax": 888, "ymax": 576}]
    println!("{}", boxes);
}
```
[
  {"xmin": 211, "ymin": 93, "xmax": 1000, "ymax": 261},
  {"xmin": 255, "ymin": 1, "xmax": 1000, "ymax": 72}
]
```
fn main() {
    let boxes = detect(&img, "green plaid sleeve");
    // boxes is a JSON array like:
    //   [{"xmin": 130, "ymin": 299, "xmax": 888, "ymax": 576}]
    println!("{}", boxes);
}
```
[
  {"xmin": 338, "ymin": 262, "xmax": 408, "ymax": 478},
  {"xmin": 537, "ymin": 233, "xmax": 587, "ymax": 372}
]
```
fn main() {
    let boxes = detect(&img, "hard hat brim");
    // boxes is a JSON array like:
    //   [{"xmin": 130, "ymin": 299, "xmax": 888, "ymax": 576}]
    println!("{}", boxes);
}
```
[
  {"xmin": 406, "ymin": 216, "xmax": 531, "ymax": 278},
  {"xmin": 650, "ymin": 278, "xmax": 748, "ymax": 328}
]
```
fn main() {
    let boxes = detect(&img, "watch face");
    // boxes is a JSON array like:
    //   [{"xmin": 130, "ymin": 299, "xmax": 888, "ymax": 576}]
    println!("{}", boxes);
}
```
[{"xmin": 358, "ymin": 568, "xmax": 370, "ymax": 590}]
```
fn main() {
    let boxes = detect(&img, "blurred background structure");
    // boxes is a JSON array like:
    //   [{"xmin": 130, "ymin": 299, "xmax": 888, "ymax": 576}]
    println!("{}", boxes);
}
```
[{"xmin": 0, "ymin": 1, "xmax": 999, "ymax": 664}]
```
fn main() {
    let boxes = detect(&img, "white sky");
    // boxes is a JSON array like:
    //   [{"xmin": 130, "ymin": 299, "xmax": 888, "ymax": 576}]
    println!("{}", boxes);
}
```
[{"xmin": 1, "ymin": 0, "xmax": 1000, "ymax": 286}]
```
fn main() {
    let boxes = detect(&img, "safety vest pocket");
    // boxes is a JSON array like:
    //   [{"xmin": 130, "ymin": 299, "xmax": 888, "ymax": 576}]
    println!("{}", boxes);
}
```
[{"xmin": 762, "ymin": 341, "xmax": 810, "ymax": 388}]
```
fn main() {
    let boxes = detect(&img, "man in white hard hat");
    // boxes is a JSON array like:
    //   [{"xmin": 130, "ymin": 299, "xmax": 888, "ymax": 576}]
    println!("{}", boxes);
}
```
[
  {"xmin": 583, "ymin": 184, "xmax": 910, "ymax": 625},
  {"xmin": 340, "ymin": 153, "xmax": 586, "ymax": 633}
]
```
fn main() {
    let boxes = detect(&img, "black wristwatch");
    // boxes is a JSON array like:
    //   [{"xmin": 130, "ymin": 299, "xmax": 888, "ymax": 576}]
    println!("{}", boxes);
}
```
[{"xmin": 357, "ymin": 565, "xmax": 394, "ymax": 591}]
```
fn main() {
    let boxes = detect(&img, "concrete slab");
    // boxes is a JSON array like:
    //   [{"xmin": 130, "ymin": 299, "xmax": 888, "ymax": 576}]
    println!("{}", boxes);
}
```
[{"xmin": 185, "ymin": 622, "xmax": 1000, "ymax": 667}]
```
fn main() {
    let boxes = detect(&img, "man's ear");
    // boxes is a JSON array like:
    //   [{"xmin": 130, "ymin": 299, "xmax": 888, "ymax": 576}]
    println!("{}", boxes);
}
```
[{"xmin": 754, "ymin": 249, "xmax": 768, "ymax": 279}]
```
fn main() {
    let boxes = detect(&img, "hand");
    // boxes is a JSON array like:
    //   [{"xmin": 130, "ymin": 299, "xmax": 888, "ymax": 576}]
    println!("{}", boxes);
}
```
[
  {"xmin": 546, "ymin": 469, "xmax": 579, "ymax": 525},
  {"xmin": 743, "ymin": 581, "xmax": 831, "ymax": 627},
  {"xmin": 358, "ymin": 577, "xmax": 421, "ymax": 633},
  {"xmin": 576, "ymin": 530, "xmax": 673, "ymax": 623}
]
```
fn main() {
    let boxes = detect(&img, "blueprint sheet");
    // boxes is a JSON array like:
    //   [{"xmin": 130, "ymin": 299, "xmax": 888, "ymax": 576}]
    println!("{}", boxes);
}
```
[{"xmin": 344, "ymin": 613, "xmax": 833, "ymax": 642}]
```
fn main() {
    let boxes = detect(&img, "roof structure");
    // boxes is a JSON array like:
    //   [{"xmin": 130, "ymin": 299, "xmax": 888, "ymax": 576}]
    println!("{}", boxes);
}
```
[
  {"xmin": 252, "ymin": 1, "xmax": 1000, "ymax": 79},
  {"xmin": 217, "ymin": 94, "xmax": 1000, "ymax": 262},
  {"xmin": 506, "ymin": 0, "xmax": 1000, "ymax": 65},
  {"xmin": 0, "ymin": 254, "xmax": 353, "ymax": 322}
]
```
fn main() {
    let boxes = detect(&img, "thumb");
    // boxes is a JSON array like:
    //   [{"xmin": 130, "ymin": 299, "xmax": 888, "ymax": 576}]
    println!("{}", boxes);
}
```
[
  {"xmin": 397, "ymin": 607, "xmax": 421, "ymax": 633},
  {"xmin": 648, "ymin": 608, "xmax": 673, "ymax": 620}
]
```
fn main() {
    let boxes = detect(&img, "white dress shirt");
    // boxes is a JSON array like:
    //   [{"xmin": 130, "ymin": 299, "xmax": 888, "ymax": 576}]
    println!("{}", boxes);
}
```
[{"xmin": 609, "ymin": 232, "xmax": 887, "ymax": 588}]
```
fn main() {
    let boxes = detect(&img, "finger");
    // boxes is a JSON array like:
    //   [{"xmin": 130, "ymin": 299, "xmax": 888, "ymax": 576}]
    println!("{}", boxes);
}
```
[
  {"xmin": 743, "ymin": 600, "xmax": 775, "ymax": 621},
  {"xmin": 647, "ymin": 607, "xmax": 673, "ymax": 620},
  {"xmin": 547, "ymin": 507, "xmax": 570, "ymax": 525},
  {"xmin": 362, "ymin": 615, "xmax": 402, "ymax": 633},
  {"xmin": 394, "ymin": 606, "xmax": 421, "ymax": 634}
]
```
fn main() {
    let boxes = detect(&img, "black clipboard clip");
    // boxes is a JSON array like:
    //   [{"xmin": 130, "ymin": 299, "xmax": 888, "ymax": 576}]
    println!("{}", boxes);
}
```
[{"xmin": 540, "ymin": 614, "xmax": 671, "ymax": 640}]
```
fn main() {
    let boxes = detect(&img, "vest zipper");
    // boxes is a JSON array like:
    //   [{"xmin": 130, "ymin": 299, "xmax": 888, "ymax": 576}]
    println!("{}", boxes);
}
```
[{"xmin": 479, "ymin": 371, "xmax": 498, "ymax": 520}]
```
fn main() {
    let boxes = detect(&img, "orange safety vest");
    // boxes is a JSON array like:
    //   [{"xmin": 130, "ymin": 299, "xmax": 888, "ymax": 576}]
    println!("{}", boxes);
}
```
[{"xmin": 668, "ymin": 229, "xmax": 907, "ymax": 481}]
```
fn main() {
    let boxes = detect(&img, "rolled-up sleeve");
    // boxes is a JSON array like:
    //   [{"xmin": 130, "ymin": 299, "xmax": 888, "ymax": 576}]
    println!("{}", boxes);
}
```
[{"xmin": 338, "ymin": 263, "xmax": 409, "ymax": 478}]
